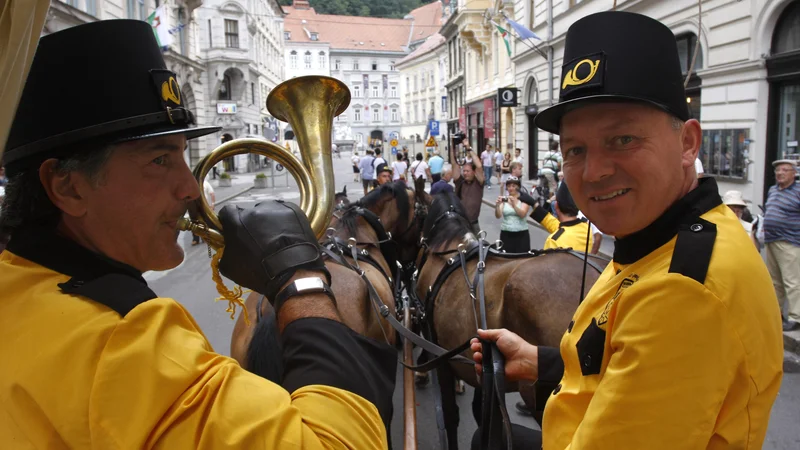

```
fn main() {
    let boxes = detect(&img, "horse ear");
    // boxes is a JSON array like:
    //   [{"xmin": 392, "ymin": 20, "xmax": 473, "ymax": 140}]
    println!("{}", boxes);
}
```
[{"xmin": 342, "ymin": 185, "xmax": 347, "ymax": 195}]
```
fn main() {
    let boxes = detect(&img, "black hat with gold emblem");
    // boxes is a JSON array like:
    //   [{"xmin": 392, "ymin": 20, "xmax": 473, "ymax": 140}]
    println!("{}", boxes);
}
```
[
  {"xmin": 535, "ymin": 11, "xmax": 690, "ymax": 134},
  {"xmin": 3, "ymin": 20, "xmax": 220, "ymax": 175}
]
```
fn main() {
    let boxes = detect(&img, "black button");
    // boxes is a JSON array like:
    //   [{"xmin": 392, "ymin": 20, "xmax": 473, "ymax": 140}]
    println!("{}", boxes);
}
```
[
  {"xmin": 553, "ymin": 384, "xmax": 562, "ymax": 394},
  {"xmin": 690, "ymin": 223, "xmax": 703, "ymax": 232},
  {"xmin": 567, "ymin": 320, "xmax": 574, "ymax": 333}
]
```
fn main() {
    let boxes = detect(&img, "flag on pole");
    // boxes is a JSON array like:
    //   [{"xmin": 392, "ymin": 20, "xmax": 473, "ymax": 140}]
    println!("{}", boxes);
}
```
[
  {"xmin": 146, "ymin": 5, "xmax": 173, "ymax": 49},
  {"xmin": 494, "ymin": 23, "xmax": 512, "ymax": 57},
  {"xmin": 505, "ymin": 18, "xmax": 541, "ymax": 40}
]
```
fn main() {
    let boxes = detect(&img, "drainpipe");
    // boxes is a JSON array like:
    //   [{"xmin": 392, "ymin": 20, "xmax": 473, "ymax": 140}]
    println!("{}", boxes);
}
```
[{"xmin": 547, "ymin": 0, "xmax": 553, "ymax": 107}]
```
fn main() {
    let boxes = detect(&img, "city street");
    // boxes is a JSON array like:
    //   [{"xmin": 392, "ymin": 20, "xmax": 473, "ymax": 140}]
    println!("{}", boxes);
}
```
[{"xmin": 146, "ymin": 151, "xmax": 800, "ymax": 450}]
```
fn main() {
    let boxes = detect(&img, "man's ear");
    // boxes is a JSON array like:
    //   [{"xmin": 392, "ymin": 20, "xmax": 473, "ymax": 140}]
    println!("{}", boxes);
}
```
[
  {"xmin": 680, "ymin": 119, "xmax": 702, "ymax": 169},
  {"xmin": 38, "ymin": 159, "xmax": 89, "ymax": 219}
]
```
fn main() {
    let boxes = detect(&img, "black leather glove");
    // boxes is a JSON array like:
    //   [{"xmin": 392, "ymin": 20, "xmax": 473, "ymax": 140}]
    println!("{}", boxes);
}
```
[{"xmin": 217, "ymin": 200, "xmax": 329, "ymax": 302}]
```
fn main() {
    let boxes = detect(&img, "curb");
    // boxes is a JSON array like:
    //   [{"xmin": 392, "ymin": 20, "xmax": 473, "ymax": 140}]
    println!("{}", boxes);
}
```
[
  {"xmin": 216, "ymin": 186, "xmax": 254, "ymax": 206},
  {"xmin": 480, "ymin": 198, "xmax": 613, "ymax": 259}
]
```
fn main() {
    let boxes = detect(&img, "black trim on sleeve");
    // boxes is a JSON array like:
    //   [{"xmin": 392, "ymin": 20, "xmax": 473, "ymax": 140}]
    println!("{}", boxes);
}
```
[
  {"xmin": 534, "ymin": 346, "xmax": 564, "ymax": 413},
  {"xmin": 530, "ymin": 206, "xmax": 549, "ymax": 223},
  {"xmin": 281, "ymin": 317, "xmax": 397, "ymax": 425},
  {"xmin": 58, "ymin": 274, "xmax": 157, "ymax": 316},
  {"xmin": 668, "ymin": 218, "xmax": 716, "ymax": 284},
  {"xmin": 551, "ymin": 228, "xmax": 566, "ymax": 241}
]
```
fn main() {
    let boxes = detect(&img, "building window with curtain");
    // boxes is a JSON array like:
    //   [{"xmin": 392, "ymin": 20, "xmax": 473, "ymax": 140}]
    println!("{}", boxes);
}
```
[
  {"xmin": 335, "ymin": 60, "xmax": 341, "ymax": 70},
  {"xmin": 304, "ymin": 51, "xmax": 312, "ymax": 69},
  {"xmin": 353, "ymin": 59, "xmax": 360, "ymax": 70},
  {"xmin": 391, "ymin": 108, "xmax": 398, "ymax": 121},
  {"xmin": 218, "ymin": 74, "xmax": 232, "ymax": 100},
  {"xmin": 372, "ymin": 107, "xmax": 380, "ymax": 122},
  {"xmin": 177, "ymin": 7, "xmax": 187, "ymax": 55},
  {"xmin": 354, "ymin": 108, "xmax": 362, "ymax": 122},
  {"xmin": 290, "ymin": 51, "xmax": 297, "ymax": 69},
  {"xmin": 318, "ymin": 51, "xmax": 326, "ymax": 68},
  {"xmin": 225, "ymin": 19, "xmax": 239, "ymax": 48},
  {"xmin": 390, "ymin": 61, "xmax": 396, "ymax": 71},
  {"xmin": 353, "ymin": 84, "xmax": 361, "ymax": 98},
  {"xmin": 372, "ymin": 84, "xmax": 379, "ymax": 97},
  {"xmin": 390, "ymin": 85, "xmax": 397, "ymax": 97}
]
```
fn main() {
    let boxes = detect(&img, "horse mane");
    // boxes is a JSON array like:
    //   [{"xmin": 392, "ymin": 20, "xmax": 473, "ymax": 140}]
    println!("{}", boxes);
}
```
[
  {"xmin": 422, "ymin": 191, "xmax": 475, "ymax": 250},
  {"xmin": 338, "ymin": 181, "xmax": 409, "ymax": 237}
]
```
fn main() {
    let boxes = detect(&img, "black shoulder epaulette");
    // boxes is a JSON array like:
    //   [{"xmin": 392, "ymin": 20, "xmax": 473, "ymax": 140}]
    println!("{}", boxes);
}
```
[
  {"xmin": 59, "ymin": 273, "xmax": 158, "ymax": 317},
  {"xmin": 668, "ymin": 217, "xmax": 716, "ymax": 284},
  {"xmin": 552, "ymin": 228, "xmax": 566, "ymax": 241}
]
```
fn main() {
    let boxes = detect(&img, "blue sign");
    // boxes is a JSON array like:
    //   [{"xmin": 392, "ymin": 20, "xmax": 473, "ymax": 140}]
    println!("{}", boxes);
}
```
[
  {"xmin": 429, "ymin": 120, "xmax": 440, "ymax": 136},
  {"xmin": 391, "ymin": 147, "xmax": 398, "ymax": 155}
]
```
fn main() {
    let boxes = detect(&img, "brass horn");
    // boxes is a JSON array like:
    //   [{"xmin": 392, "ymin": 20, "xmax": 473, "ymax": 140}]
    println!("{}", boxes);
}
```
[{"xmin": 177, "ymin": 75, "xmax": 350, "ymax": 246}]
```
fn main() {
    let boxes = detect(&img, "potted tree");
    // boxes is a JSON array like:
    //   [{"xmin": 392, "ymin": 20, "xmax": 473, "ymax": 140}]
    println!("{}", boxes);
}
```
[
  {"xmin": 254, "ymin": 172, "xmax": 268, "ymax": 189},
  {"xmin": 219, "ymin": 172, "xmax": 232, "ymax": 187}
]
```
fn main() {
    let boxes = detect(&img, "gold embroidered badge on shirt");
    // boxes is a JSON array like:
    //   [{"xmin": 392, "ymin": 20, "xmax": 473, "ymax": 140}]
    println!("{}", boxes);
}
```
[{"xmin": 598, "ymin": 274, "xmax": 639, "ymax": 325}]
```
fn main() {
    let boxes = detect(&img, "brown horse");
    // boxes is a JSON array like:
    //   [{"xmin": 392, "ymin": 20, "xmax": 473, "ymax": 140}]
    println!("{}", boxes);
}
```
[
  {"xmin": 230, "ymin": 182, "xmax": 418, "ymax": 378},
  {"xmin": 413, "ymin": 190, "xmax": 606, "ymax": 449}
]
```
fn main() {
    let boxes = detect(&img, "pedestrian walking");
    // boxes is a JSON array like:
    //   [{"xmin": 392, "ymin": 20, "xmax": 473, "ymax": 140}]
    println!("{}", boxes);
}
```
[{"xmin": 763, "ymin": 159, "xmax": 800, "ymax": 331}]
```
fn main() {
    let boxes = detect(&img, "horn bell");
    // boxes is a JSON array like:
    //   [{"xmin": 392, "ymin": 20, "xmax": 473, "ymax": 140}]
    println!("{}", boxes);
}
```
[{"xmin": 177, "ymin": 75, "xmax": 351, "ymax": 248}]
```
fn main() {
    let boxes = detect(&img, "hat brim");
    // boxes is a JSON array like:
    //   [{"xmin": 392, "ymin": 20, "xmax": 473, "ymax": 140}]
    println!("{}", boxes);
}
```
[
  {"xmin": 534, "ymin": 94, "xmax": 679, "ymax": 135},
  {"xmin": 771, "ymin": 159, "xmax": 798, "ymax": 168},
  {"xmin": 115, "ymin": 125, "xmax": 221, "ymax": 144}
]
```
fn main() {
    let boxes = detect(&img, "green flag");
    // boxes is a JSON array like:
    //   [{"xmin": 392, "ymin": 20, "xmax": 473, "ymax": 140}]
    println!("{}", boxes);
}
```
[{"xmin": 495, "ymin": 24, "xmax": 512, "ymax": 57}]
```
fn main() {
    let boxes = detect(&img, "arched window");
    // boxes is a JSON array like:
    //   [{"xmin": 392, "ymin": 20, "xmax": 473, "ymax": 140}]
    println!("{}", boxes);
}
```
[
  {"xmin": 218, "ymin": 74, "xmax": 231, "ymax": 100},
  {"xmin": 773, "ymin": 1, "xmax": 800, "ymax": 55},
  {"xmin": 290, "ymin": 50, "xmax": 297, "ymax": 69},
  {"xmin": 318, "ymin": 51, "xmax": 326, "ymax": 69},
  {"xmin": 526, "ymin": 77, "xmax": 538, "ymax": 105},
  {"xmin": 304, "ymin": 51, "xmax": 312, "ymax": 69}
]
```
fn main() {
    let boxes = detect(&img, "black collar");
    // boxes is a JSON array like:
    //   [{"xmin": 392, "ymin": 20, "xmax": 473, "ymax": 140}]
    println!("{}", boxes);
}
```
[
  {"xmin": 560, "ymin": 218, "xmax": 586, "ymax": 228},
  {"xmin": 6, "ymin": 226, "xmax": 146, "ymax": 284},
  {"xmin": 613, "ymin": 177, "xmax": 722, "ymax": 265}
]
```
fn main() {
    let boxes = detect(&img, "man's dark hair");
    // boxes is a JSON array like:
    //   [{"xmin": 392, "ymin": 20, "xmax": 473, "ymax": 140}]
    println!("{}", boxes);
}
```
[
  {"xmin": 549, "ymin": 140, "xmax": 559, "ymax": 152},
  {"xmin": 375, "ymin": 148, "xmax": 381, "ymax": 156},
  {"xmin": 416, "ymin": 153, "xmax": 423, "ymax": 161},
  {"xmin": 0, "ymin": 145, "xmax": 114, "ymax": 244}
]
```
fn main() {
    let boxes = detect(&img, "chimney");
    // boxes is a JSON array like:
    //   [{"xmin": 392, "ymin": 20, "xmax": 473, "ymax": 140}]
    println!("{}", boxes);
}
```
[{"xmin": 293, "ymin": 0, "xmax": 310, "ymax": 9}]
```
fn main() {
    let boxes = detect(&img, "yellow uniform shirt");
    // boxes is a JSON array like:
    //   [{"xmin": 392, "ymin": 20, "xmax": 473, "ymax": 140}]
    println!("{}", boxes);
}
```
[
  {"xmin": 531, "ymin": 206, "xmax": 593, "ymax": 252},
  {"xmin": 0, "ymin": 228, "xmax": 393, "ymax": 449},
  {"xmin": 540, "ymin": 178, "xmax": 783, "ymax": 449}
]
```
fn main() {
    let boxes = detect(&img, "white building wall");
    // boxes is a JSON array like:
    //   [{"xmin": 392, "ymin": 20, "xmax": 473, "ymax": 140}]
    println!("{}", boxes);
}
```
[
  {"xmin": 397, "ymin": 42, "xmax": 449, "ymax": 145},
  {"xmin": 285, "ymin": 43, "xmax": 332, "ymax": 78},
  {"xmin": 513, "ymin": 0, "xmax": 799, "ymax": 205},
  {"xmin": 329, "ymin": 52, "xmax": 404, "ymax": 151}
]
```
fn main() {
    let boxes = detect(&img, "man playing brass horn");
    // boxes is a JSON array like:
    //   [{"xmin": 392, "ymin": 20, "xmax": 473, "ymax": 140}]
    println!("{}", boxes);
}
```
[
  {"xmin": 0, "ymin": 20, "xmax": 393, "ymax": 448},
  {"xmin": 471, "ymin": 11, "xmax": 782, "ymax": 449}
]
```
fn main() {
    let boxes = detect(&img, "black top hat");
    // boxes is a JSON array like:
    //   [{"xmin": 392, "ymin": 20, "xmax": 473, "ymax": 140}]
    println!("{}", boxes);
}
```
[
  {"xmin": 376, "ymin": 162, "xmax": 392, "ymax": 175},
  {"xmin": 555, "ymin": 181, "xmax": 579, "ymax": 216},
  {"xmin": 3, "ymin": 20, "xmax": 220, "ymax": 175},
  {"xmin": 535, "ymin": 12, "xmax": 689, "ymax": 134}
]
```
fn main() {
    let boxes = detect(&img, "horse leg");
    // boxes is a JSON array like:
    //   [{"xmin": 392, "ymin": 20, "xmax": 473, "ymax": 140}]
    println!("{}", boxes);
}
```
[{"xmin": 436, "ymin": 364, "xmax": 460, "ymax": 450}]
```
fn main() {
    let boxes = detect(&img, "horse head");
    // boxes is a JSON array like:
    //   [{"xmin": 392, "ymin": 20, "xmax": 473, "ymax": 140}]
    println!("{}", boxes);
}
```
[{"xmin": 421, "ymin": 191, "xmax": 476, "ymax": 253}]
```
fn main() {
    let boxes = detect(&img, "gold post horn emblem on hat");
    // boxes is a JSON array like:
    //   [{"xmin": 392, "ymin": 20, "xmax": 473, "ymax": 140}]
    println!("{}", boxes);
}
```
[{"xmin": 562, "ymin": 59, "xmax": 601, "ymax": 90}]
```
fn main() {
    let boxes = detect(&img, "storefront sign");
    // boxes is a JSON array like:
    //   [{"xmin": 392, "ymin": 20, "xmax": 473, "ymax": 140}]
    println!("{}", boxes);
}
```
[
  {"xmin": 498, "ymin": 87, "xmax": 518, "ymax": 107},
  {"xmin": 484, "ymin": 98, "xmax": 495, "ymax": 139},
  {"xmin": 217, "ymin": 103, "xmax": 237, "ymax": 114},
  {"xmin": 458, "ymin": 106, "xmax": 466, "ymax": 132}
]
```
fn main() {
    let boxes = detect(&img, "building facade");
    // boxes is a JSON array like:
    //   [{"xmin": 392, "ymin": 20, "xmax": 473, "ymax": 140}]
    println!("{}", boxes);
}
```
[
  {"xmin": 442, "ymin": 6, "xmax": 467, "ymax": 151},
  {"xmin": 448, "ymin": 0, "xmax": 516, "ymax": 159},
  {"xmin": 397, "ymin": 33, "xmax": 449, "ymax": 148},
  {"xmin": 512, "ymin": 0, "xmax": 800, "ymax": 204},
  {"xmin": 283, "ymin": 0, "xmax": 445, "ymax": 154},
  {"xmin": 196, "ymin": 0, "xmax": 286, "ymax": 173},
  {"xmin": 43, "ymin": 0, "xmax": 211, "ymax": 168}
]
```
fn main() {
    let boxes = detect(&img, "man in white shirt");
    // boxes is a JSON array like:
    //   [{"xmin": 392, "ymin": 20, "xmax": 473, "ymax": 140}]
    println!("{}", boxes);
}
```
[
  {"xmin": 481, "ymin": 147, "xmax": 495, "ymax": 189},
  {"xmin": 351, "ymin": 151, "xmax": 361, "ymax": 182}
]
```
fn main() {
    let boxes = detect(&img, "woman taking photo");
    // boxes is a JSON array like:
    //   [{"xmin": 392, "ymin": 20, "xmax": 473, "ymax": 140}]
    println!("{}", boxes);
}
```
[{"xmin": 494, "ymin": 176, "xmax": 530, "ymax": 253}]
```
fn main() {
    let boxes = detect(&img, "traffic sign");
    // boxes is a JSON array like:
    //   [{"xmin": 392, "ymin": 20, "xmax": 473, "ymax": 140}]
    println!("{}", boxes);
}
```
[
  {"xmin": 391, "ymin": 147, "xmax": 398, "ymax": 155},
  {"xmin": 429, "ymin": 120, "xmax": 440, "ymax": 136},
  {"xmin": 390, "ymin": 139, "xmax": 399, "ymax": 147},
  {"xmin": 425, "ymin": 136, "xmax": 438, "ymax": 147}
]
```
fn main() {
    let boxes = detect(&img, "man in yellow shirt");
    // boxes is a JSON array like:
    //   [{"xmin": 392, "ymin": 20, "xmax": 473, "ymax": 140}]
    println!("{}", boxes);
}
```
[
  {"xmin": 521, "ymin": 181, "xmax": 592, "ymax": 252},
  {"xmin": 471, "ymin": 11, "xmax": 783, "ymax": 449},
  {"xmin": 0, "ymin": 21, "xmax": 393, "ymax": 448}
]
